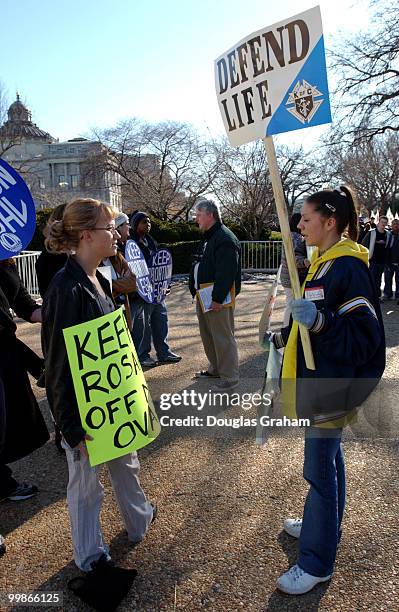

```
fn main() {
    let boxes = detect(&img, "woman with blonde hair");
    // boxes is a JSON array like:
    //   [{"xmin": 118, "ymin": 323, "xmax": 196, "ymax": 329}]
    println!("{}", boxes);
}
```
[{"xmin": 41, "ymin": 198, "xmax": 155, "ymax": 607}]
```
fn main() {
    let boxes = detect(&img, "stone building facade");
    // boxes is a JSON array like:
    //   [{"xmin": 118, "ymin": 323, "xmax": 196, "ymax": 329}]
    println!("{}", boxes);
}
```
[{"xmin": 0, "ymin": 94, "xmax": 122, "ymax": 210}]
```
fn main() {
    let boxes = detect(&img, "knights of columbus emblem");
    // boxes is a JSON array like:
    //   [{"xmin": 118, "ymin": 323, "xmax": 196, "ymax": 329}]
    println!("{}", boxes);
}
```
[{"xmin": 286, "ymin": 80, "xmax": 324, "ymax": 124}]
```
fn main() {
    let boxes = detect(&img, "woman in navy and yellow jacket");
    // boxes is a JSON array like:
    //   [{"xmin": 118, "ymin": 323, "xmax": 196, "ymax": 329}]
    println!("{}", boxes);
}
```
[{"xmin": 270, "ymin": 186, "xmax": 385, "ymax": 595}]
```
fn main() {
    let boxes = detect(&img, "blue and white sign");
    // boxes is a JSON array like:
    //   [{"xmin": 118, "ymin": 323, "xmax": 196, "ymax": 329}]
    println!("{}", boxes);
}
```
[
  {"xmin": 149, "ymin": 249, "xmax": 173, "ymax": 304},
  {"xmin": 125, "ymin": 239, "xmax": 154, "ymax": 303},
  {"xmin": 0, "ymin": 160, "xmax": 36, "ymax": 260},
  {"xmin": 215, "ymin": 6, "xmax": 331, "ymax": 147}
]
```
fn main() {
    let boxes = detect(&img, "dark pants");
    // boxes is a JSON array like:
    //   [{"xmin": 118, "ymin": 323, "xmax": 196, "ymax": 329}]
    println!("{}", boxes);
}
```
[
  {"xmin": 0, "ymin": 378, "xmax": 15, "ymax": 497},
  {"xmin": 383, "ymin": 264, "xmax": 399, "ymax": 299},
  {"xmin": 0, "ymin": 463, "xmax": 17, "ymax": 498},
  {"xmin": 130, "ymin": 300, "xmax": 145, "ymax": 353},
  {"xmin": 370, "ymin": 262, "xmax": 385, "ymax": 297}
]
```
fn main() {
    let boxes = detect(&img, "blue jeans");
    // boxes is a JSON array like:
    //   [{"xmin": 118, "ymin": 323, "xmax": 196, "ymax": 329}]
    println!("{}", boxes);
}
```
[
  {"xmin": 139, "ymin": 301, "xmax": 171, "ymax": 361},
  {"xmin": 383, "ymin": 264, "xmax": 399, "ymax": 298},
  {"xmin": 130, "ymin": 299, "xmax": 145, "ymax": 353},
  {"xmin": 298, "ymin": 427, "xmax": 345, "ymax": 577}
]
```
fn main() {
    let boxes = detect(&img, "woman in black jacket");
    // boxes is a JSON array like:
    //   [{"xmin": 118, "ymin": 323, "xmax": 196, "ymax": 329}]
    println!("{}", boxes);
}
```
[
  {"xmin": 0, "ymin": 258, "xmax": 48, "ymax": 502},
  {"xmin": 35, "ymin": 203, "xmax": 68, "ymax": 452},
  {"xmin": 41, "ymin": 198, "xmax": 155, "ymax": 580},
  {"xmin": 35, "ymin": 203, "xmax": 68, "ymax": 299}
]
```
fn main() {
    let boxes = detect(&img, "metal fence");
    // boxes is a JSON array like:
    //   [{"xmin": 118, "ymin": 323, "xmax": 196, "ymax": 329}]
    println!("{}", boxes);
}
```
[
  {"xmin": 240, "ymin": 241, "xmax": 282, "ymax": 273},
  {"xmin": 12, "ymin": 242, "xmax": 283, "ymax": 299},
  {"xmin": 15, "ymin": 251, "xmax": 41, "ymax": 299}
]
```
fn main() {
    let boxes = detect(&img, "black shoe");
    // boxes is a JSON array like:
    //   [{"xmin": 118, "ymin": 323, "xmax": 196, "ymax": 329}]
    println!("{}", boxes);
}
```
[
  {"xmin": 0, "ymin": 535, "xmax": 5, "ymax": 557},
  {"xmin": 140, "ymin": 357, "xmax": 158, "ymax": 368},
  {"xmin": 157, "ymin": 353, "xmax": 182, "ymax": 363},
  {"xmin": 5, "ymin": 482, "xmax": 38, "ymax": 501},
  {"xmin": 68, "ymin": 554, "xmax": 137, "ymax": 612},
  {"xmin": 194, "ymin": 370, "xmax": 220, "ymax": 379}
]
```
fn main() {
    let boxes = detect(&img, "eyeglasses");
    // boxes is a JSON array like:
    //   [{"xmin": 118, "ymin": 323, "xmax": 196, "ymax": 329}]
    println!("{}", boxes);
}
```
[{"xmin": 91, "ymin": 225, "xmax": 120, "ymax": 234}]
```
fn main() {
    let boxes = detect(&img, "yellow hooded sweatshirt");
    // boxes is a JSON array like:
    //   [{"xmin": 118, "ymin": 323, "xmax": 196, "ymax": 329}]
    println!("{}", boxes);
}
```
[{"xmin": 282, "ymin": 238, "xmax": 370, "ymax": 428}]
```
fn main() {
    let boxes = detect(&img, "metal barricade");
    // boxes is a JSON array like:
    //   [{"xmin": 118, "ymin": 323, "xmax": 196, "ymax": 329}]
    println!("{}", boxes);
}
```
[
  {"xmin": 12, "ymin": 243, "xmax": 283, "ymax": 297},
  {"xmin": 240, "ymin": 241, "xmax": 282, "ymax": 272},
  {"xmin": 14, "ymin": 251, "xmax": 41, "ymax": 299}
]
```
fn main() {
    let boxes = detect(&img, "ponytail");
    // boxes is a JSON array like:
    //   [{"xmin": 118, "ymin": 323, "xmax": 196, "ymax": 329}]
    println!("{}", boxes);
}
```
[
  {"xmin": 307, "ymin": 185, "xmax": 359, "ymax": 241},
  {"xmin": 339, "ymin": 185, "xmax": 359, "ymax": 241}
]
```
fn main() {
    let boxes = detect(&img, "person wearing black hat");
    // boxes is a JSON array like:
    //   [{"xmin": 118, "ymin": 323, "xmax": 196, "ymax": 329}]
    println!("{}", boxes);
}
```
[{"xmin": 130, "ymin": 211, "xmax": 181, "ymax": 367}]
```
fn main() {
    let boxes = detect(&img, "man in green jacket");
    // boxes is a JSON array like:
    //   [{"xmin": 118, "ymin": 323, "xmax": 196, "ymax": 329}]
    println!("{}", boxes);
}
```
[{"xmin": 189, "ymin": 198, "xmax": 241, "ymax": 390}]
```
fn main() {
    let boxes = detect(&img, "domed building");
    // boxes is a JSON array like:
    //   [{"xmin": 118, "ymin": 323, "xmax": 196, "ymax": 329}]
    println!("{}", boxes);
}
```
[
  {"xmin": 0, "ymin": 93, "xmax": 54, "ymax": 143},
  {"xmin": 0, "ymin": 94, "xmax": 121, "ymax": 210}
]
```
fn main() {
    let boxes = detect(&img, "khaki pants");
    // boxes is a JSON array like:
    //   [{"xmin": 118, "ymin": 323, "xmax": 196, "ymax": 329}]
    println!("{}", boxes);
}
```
[
  {"xmin": 63, "ymin": 441, "xmax": 153, "ymax": 571},
  {"xmin": 196, "ymin": 301, "xmax": 239, "ymax": 383}
]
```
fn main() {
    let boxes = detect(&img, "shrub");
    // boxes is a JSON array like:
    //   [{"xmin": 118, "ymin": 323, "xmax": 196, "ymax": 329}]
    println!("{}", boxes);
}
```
[
  {"xmin": 160, "ymin": 241, "xmax": 201, "ymax": 274},
  {"xmin": 149, "ymin": 217, "xmax": 200, "ymax": 243}
]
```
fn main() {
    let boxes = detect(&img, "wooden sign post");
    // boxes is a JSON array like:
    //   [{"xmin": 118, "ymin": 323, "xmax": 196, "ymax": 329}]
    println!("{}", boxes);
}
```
[
  {"xmin": 263, "ymin": 136, "xmax": 315, "ymax": 369},
  {"xmin": 214, "ymin": 7, "xmax": 332, "ymax": 370}
]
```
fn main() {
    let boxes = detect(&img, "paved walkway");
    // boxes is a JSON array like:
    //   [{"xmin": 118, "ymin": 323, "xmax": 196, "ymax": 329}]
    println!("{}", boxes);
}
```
[{"xmin": 1, "ymin": 279, "xmax": 398, "ymax": 611}]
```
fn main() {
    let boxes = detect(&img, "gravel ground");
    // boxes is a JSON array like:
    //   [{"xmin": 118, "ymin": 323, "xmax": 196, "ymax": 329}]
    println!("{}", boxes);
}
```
[{"xmin": 1, "ymin": 280, "xmax": 398, "ymax": 611}]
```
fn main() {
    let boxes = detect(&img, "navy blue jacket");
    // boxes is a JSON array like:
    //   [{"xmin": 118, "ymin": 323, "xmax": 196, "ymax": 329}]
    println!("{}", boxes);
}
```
[{"xmin": 276, "ymin": 247, "xmax": 385, "ymax": 424}]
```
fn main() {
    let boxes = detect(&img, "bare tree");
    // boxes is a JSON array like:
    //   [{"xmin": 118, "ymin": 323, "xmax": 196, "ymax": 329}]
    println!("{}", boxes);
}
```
[
  {"xmin": 328, "ymin": 133, "xmax": 399, "ymax": 212},
  {"xmin": 90, "ymin": 120, "xmax": 219, "ymax": 220},
  {"xmin": 330, "ymin": 0, "xmax": 399, "ymax": 143},
  {"xmin": 210, "ymin": 139, "xmax": 327, "ymax": 237},
  {"xmin": 277, "ymin": 145, "xmax": 330, "ymax": 207},
  {"xmin": 210, "ymin": 139, "xmax": 276, "ymax": 239}
]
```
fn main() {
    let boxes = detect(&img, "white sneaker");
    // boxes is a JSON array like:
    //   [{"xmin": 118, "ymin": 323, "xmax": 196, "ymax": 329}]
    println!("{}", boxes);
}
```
[
  {"xmin": 283, "ymin": 517, "xmax": 302, "ymax": 539},
  {"xmin": 277, "ymin": 564, "xmax": 332, "ymax": 595}
]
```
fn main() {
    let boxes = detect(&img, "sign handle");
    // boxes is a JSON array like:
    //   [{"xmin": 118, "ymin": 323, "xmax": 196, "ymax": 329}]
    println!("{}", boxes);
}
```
[{"xmin": 262, "ymin": 136, "xmax": 315, "ymax": 370}]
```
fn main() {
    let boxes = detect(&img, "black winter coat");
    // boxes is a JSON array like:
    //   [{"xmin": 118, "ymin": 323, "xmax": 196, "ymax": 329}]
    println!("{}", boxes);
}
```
[
  {"xmin": 42, "ymin": 256, "xmax": 115, "ymax": 448},
  {"xmin": 0, "ymin": 262, "xmax": 49, "ymax": 464},
  {"xmin": 35, "ymin": 249, "xmax": 68, "ymax": 298},
  {"xmin": 189, "ymin": 222, "xmax": 241, "ymax": 303}
]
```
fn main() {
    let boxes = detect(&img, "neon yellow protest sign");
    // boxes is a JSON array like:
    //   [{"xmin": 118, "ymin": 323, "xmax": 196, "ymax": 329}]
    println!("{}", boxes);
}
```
[{"xmin": 63, "ymin": 308, "xmax": 160, "ymax": 466}]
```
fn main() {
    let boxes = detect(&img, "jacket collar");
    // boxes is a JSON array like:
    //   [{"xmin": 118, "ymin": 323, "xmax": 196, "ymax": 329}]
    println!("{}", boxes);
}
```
[
  {"xmin": 65, "ymin": 255, "xmax": 112, "ymax": 299},
  {"xmin": 203, "ymin": 221, "xmax": 222, "ymax": 240},
  {"xmin": 310, "ymin": 238, "xmax": 369, "ymax": 270}
]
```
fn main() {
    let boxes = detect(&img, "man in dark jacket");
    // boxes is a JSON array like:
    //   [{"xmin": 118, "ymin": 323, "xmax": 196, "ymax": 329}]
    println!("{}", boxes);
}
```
[
  {"xmin": 362, "ymin": 215, "xmax": 391, "ymax": 297},
  {"xmin": 189, "ymin": 198, "xmax": 241, "ymax": 390},
  {"xmin": 130, "ymin": 211, "xmax": 181, "ymax": 367},
  {"xmin": 382, "ymin": 218, "xmax": 399, "ymax": 301}
]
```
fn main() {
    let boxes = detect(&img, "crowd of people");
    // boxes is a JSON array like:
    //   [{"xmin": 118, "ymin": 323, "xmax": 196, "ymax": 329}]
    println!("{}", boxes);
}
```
[
  {"xmin": 360, "ymin": 215, "xmax": 399, "ymax": 301},
  {"xmin": 0, "ymin": 189, "xmax": 386, "ymax": 606}
]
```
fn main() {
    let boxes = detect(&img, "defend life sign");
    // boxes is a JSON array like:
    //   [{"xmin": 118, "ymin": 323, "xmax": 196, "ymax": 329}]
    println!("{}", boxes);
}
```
[
  {"xmin": 215, "ymin": 6, "xmax": 331, "ymax": 147},
  {"xmin": 0, "ymin": 159, "xmax": 36, "ymax": 260},
  {"xmin": 63, "ymin": 308, "xmax": 161, "ymax": 466}
]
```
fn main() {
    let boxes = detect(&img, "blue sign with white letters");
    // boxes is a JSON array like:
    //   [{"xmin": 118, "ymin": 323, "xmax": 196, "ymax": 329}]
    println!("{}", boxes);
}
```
[
  {"xmin": 124, "ymin": 239, "xmax": 154, "ymax": 303},
  {"xmin": 149, "ymin": 249, "xmax": 173, "ymax": 304},
  {"xmin": 0, "ymin": 159, "xmax": 36, "ymax": 260}
]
